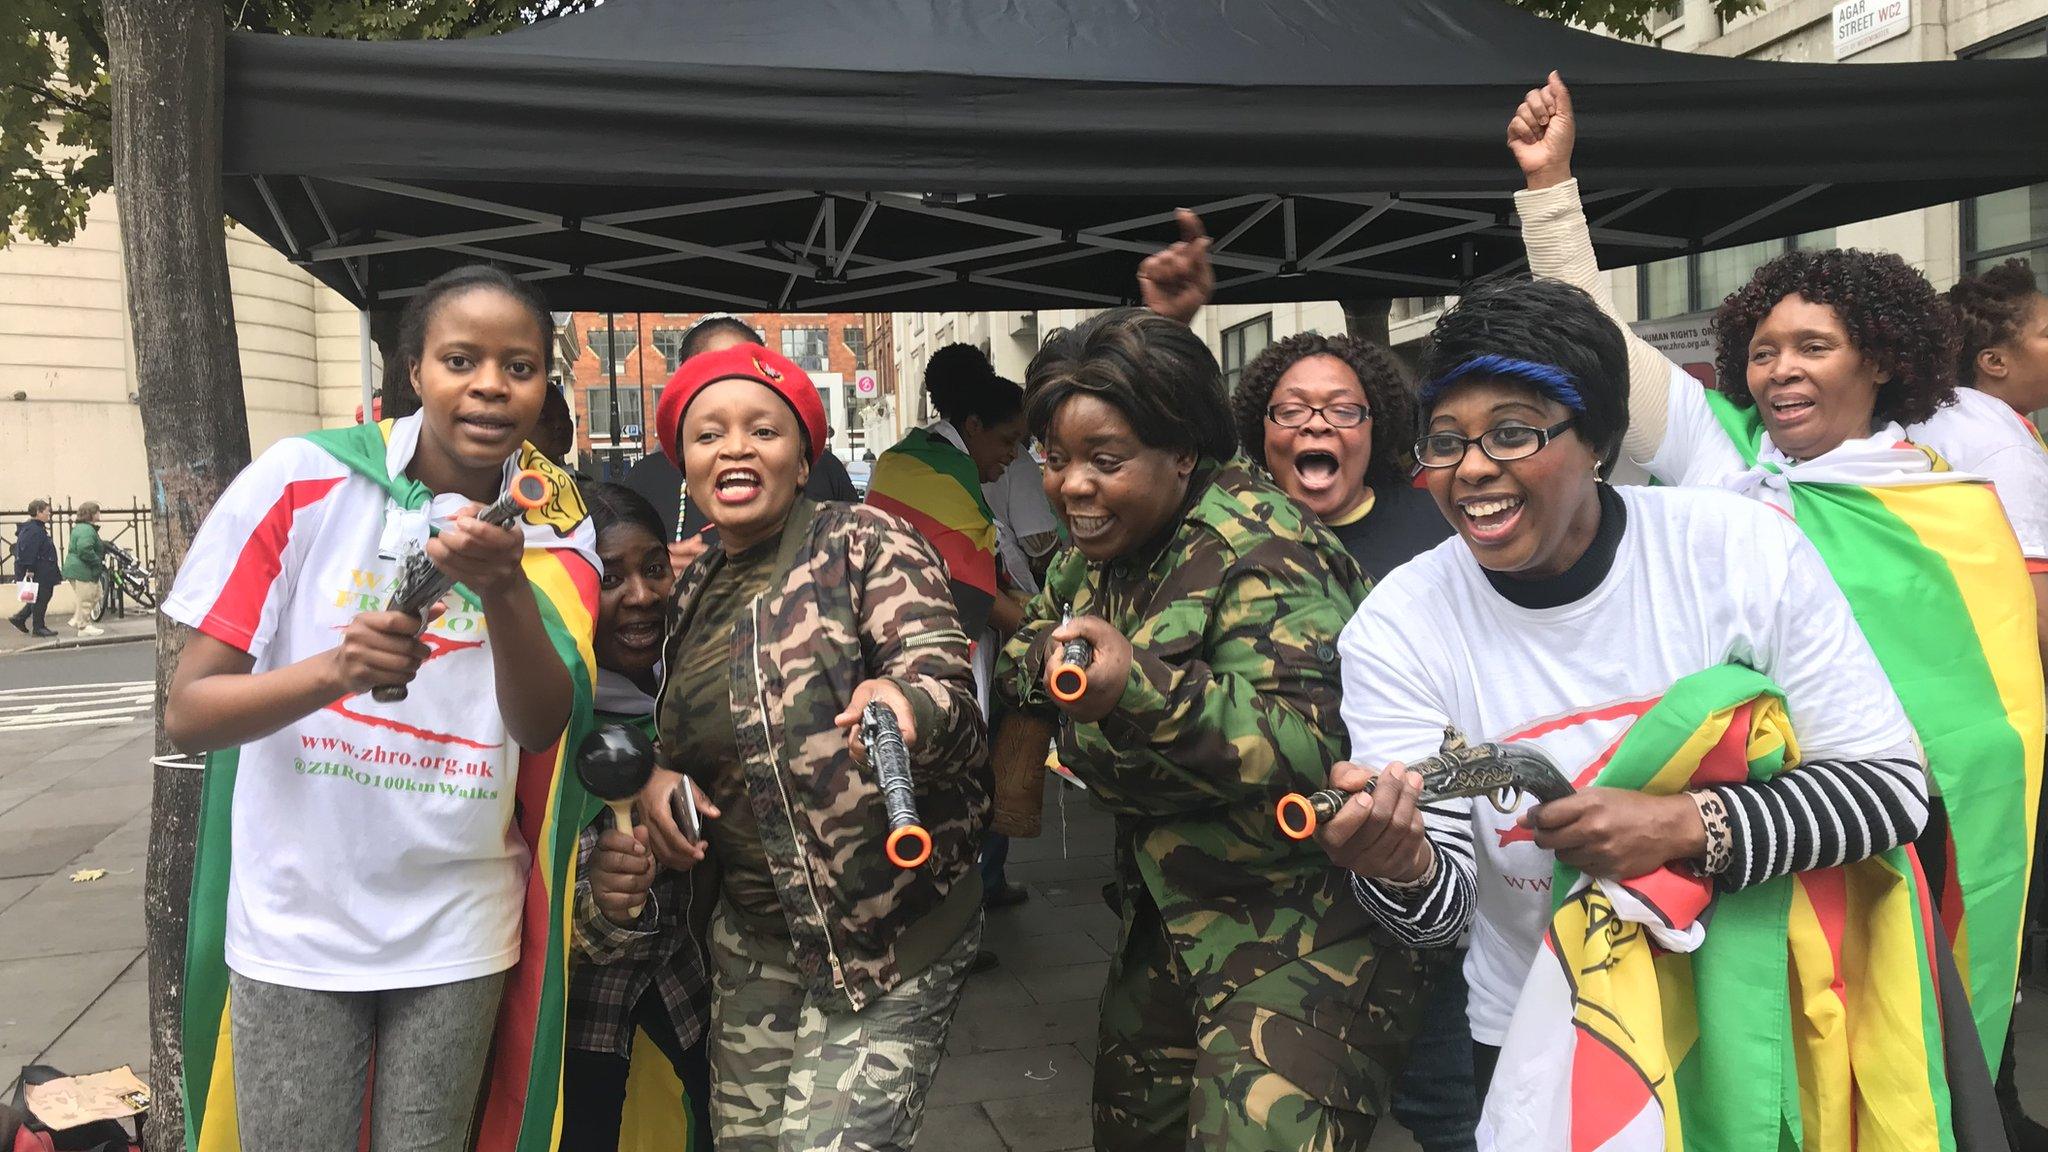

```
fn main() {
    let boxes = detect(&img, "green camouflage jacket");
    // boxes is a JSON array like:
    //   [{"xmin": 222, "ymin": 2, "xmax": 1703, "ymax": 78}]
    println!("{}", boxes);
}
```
[
  {"xmin": 660, "ymin": 497, "xmax": 989, "ymax": 1012},
  {"xmin": 997, "ymin": 459, "xmax": 1377, "ymax": 1012}
]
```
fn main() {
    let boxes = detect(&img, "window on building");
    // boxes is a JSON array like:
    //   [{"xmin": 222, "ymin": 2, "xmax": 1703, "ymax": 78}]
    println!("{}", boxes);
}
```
[
  {"xmin": 587, "ymin": 329, "xmax": 636, "ymax": 376},
  {"xmin": 1636, "ymin": 230, "xmax": 1837, "ymax": 319},
  {"xmin": 781, "ymin": 326, "xmax": 830, "ymax": 372},
  {"xmin": 1962, "ymin": 23, "xmax": 2048, "ymax": 292},
  {"xmin": 652, "ymin": 327, "xmax": 691, "ymax": 374},
  {"xmin": 1221, "ymin": 315, "xmax": 1274, "ymax": 392},
  {"xmin": 843, "ymin": 325, "xmax": 868, "ymax": 366},
  {"xmin": 1390, "ymin": 297, "xmax": 1447, "ymax": 323},
  {"xmin": 586, "ymin": 388, "xmax": 645, "ymax": 441}
]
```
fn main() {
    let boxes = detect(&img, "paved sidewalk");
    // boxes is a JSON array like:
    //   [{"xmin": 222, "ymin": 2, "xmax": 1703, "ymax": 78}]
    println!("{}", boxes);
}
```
[
  {"xmin": 0, "ymin": 718, "xmax": 154, "ymax": 1100},
  {"xmin": 0, "ymin": 609, "xmax": 154, "ymax": 657},
  {"xmin": 4, "ymin": 718, "xmax": 2044, "ymax": 1149}
]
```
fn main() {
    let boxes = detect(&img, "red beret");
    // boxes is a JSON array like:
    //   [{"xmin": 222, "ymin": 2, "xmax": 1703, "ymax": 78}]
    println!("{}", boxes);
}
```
[{"xmin": 655, "ymin": 344, "xmax": 828, "ymax": 470}]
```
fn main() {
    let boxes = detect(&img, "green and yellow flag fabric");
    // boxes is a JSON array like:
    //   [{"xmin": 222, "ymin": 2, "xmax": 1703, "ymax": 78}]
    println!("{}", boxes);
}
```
[
  {"xmin": 1702, "ymin": 393, "xmax": 2044, "ymax": 1070},
  {"xmin": 1483, "ymin": 665, "xmax": 1980, "ymax": 1152},
  {"xmin": 866, "ymin": 426, "xmax": 999, "ymax": 636}
]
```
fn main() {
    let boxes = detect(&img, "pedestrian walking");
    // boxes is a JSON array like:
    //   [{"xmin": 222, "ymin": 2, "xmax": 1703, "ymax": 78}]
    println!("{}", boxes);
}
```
[
  {"xmin": 9, "ymin": 499, "xmax": 60, "ymax": 638},
  {"xmin": 62, "ymin": 501, "xmax": 106, "ymax": 637}
]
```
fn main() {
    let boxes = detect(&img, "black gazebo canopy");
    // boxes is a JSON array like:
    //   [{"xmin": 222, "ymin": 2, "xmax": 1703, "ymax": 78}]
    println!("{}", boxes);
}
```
[{"xmin": 221, "ymin": 0, "xmax": 2048, "ymax": 313}]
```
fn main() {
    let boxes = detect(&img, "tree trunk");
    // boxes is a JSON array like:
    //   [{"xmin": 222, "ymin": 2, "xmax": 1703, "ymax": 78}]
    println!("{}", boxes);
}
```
[
  {"xmin": 1339, "ymin": 298, "xmax": 1393, "ymax": 347},
  {"xmin": 106, "ymin": 0, "xmax": 248, "ymax": 1146},
  {"xmin": 371, "ymin": 305, "xmax": 419, "ymax": 420}
]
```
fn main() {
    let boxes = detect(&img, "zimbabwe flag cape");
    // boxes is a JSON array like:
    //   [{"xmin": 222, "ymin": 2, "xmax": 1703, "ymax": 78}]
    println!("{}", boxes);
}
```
[
  {"xmin": 865, "ymin": 425, "xmax": 998, "ymax": 635},
  {"xmin": 1481, "ymin": 665, "xmax": 1986, "ymax": 1152},
  {"xmin": 180, "ymin": 420, "xmax": 602, "ymax": 1152},
  {"xmin": 1700, "ymin": 392, "xmax": 2044, "ymax": 1069}
]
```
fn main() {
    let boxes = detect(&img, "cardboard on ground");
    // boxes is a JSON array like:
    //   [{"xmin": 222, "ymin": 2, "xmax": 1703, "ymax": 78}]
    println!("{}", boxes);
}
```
[{"xmin": 24, "ymin": 1065, "xmax": 151, "ymax": 1128}]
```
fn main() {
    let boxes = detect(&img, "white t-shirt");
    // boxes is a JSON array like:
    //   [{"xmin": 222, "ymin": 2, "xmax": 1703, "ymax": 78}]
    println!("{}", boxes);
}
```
[
  {"xmin": 1909, "ymin": 388, "xmax": 2048, "ymax": 565},
  {"xmin": 1339, "ymin": 484, "xmax": 1916, "ymax": 1044},
  {"xmin": 1646, "ymin": 363, "xmax": 2048, "ymax": 564},
  {"xmin": 165, "ymin": 417, "xmax": 594, "ymax": 992}
]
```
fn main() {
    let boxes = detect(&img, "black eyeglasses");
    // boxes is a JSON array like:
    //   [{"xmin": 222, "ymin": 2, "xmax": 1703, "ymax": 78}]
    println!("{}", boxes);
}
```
[
  {"xmin": 1267, "ymin": 402, "xmax": 1370, "ymax": 429},
  {"xmin": 1414, "ymin": 417, "xmax": 1576, "ymax": 469}
]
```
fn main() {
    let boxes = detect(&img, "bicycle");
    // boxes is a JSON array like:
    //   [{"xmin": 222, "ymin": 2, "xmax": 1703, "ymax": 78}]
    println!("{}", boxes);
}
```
[{"xmin": 93, "ymin": 541, "xmax": 158, "ymax": 622}]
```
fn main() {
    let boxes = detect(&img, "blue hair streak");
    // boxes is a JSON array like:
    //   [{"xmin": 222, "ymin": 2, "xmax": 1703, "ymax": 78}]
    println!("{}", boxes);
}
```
[{"xmin": 1419, "ymin": 354, "xmax": 1586, "ymax": 413}]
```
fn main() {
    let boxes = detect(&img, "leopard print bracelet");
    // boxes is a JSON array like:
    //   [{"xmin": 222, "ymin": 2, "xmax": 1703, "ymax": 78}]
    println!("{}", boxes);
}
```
[{"xmin": 1689, "ymin": 790, "xmax": 1733, "ymax": 876}]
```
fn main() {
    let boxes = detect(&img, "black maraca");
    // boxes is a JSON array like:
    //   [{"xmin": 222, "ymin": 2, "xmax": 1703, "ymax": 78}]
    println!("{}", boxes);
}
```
[{"xmin": 575, "ymin": 724, "xmax": 658, "ymax": 918}]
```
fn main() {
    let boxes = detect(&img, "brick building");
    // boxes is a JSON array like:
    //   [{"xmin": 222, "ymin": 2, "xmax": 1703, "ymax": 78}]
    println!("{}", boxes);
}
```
[{"xmin": 563, "ymin": 309, "xmax": 873, "ymax": 478}]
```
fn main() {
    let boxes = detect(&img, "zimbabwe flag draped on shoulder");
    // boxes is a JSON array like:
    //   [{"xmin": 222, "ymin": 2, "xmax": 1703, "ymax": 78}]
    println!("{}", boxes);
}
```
[
  {"xmin": 1701, "ymin": 392, "xmax": 2044, "ymax": 1071},
  {"xmin": 180, "ymin": 420, "xmax": 603, "ymax": 1152},
  {"xmin": 865, "ymin": 426, "xmax": 998, "ymax": 634},
  {"xmin": 1481, "ymin": 665, "xmax": 1989, "ymax": 1152}
]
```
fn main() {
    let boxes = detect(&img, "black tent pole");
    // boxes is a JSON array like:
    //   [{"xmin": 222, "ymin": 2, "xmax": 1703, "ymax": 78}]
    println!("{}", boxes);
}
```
[
  {"xmin": 635, "ymin": 312, "xmax": 647, "ymax": 464},
  {"xmin": 605, "ymin": 310, "xmax": 622, "ymax": 480}
]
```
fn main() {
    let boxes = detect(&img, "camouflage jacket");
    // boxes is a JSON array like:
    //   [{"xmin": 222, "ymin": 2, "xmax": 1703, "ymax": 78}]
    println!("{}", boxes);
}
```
[
  {"xmin": 997, "ymin": 459, "xmax": 1377, "ymax": 1012},
  {"xmin": 660, "ymin": 498, "xmax": 989, "ymax": 1012}
]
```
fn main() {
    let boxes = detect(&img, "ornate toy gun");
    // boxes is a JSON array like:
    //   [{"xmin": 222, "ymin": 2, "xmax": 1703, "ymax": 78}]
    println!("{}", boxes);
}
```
[
  {"xmin": 1276, "ymin": 727, "xmax": 1575, "ymax": 840},
  {"xmin": 864, "ymin": 700, "xmax": 931, "ymax": 868},
  {"xmin": 370, "ymin": 469, "xmax": 551, "ymax": 702}
]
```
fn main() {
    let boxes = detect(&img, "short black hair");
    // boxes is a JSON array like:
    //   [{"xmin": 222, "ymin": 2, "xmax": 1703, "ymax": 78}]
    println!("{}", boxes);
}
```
[
  {"xmin": 680, "ymin": 315, "xmax": 763, "ymax": 362},
  {"xmin": 1419, "ymin": 277, "xmax": 1629, "ymax": 462},
  {"xmin": 1713, "ymin": 249, "xmax": 1957, "ymax": 426},
  {"xmin": 1025, "ymin": 307, "xmax": 1236, "ymax": 461},
  {"xmin": 398, "ymin": 265, "xmax": 554, "ymax": 377},
  {"xmin": 583, "ymin": 481, "xmax": 665, "ymax": 543},
  {"xmin": 534, "ymin": 383, "xmax": 575, "ymax": 460},
  {"xmin": 1231, "ymin": 331, "xmax": 1416, "ymax": 490},
  {"xmin": 1949, "ymin": 258, "xmax": 2042, "ymax": 387},
  {"xmin": 925, "ymin": 343, "xmax": 1022, "ymax": 427}
]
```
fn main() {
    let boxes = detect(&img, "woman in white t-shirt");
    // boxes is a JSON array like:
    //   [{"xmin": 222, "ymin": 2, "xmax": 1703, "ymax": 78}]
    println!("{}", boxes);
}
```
[
  {"xmin": 1315, "ymin": 277, "xmax": 1928, "ymax": 1100},
  {"xmin": 1506, "ymin": 75, "xmax": 2045, "ymax": 1097},
  {"xmin": 162, "ymin": 266, "xmax": 598, "ymax": 1152}
]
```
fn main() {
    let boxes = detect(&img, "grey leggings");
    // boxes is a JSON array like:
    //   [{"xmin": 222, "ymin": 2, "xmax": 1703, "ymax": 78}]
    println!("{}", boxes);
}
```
[{"xmin": 227, "ymin": 969, "xmax": 507, "ymax": 1152}]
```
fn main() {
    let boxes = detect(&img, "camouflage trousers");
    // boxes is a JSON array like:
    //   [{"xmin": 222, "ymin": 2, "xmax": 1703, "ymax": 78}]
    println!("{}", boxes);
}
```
[
  {"xmin": 706, "ymin": 901, "xmax": 981, "ymax": 1152},
  {"xmin": 1095, "ymin": 890, "xmax": 1430, "ymax": 1152}
]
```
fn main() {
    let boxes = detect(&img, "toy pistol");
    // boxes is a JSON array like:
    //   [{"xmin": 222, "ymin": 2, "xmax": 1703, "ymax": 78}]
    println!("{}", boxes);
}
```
[
  {"xmin": 1048, "ymin": 609, "xmax": 1094, "ymax": 704},
  {"xmin": 864, "ymin": 700, "xmax": 931, "ymax": 869},
  {"xmin": 370, "ymin": 469, "xmax": 550, "ymax": 703},
  {"xmin": 1276, "ymin": 727, "xmax": 1574, "ymax": 840}
]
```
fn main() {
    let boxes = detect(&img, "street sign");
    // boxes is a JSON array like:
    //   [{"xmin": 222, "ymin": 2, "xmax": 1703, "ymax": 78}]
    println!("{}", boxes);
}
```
[
  {"xmin": 624, "ymin": 424, "xmax": 641, "ymax": 438},
  {"xmin": 1832, "ymin": 0, "xmax": 1909, "ymax": 59},
  {"xmin": 854, "ymin": 370, "xmax": 879, "ymax": 397}
]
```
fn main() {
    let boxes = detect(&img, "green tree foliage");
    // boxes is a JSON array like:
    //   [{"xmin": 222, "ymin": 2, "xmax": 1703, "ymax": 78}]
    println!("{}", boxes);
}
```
[
  {"xmin": 1511, "ymin": 0, "xmax": 1762, "ymax": 41},
  {"xmin": 2, "ymin": 0, "xmax": 590, "ymax": 247}
]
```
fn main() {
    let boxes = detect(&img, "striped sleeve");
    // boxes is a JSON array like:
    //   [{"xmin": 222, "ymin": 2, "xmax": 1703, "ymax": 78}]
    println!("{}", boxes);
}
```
[
  {"xmin": 161, "ymin": 439, "xmax": 345, "ymax": 660},
  {"xmin": 1349, "ymin": 796, "xmax": 1477, "ymax": 950},
  {"xmin": 1705, "ymin": 743, "xmax": 1928, "ymax": 892}
]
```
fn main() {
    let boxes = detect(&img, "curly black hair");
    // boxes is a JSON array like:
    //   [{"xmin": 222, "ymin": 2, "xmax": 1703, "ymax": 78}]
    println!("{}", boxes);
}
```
[
  {"xmin": 1230, "ymin": 332, "xmax": 1415, "ymax": 491},
  {"xmin": 1712, "ymin": 249, "xmax": 1958, "ymax": 427},
  {"xmin": 1948, "ymin": 258, "xmax": 2041, "ymax": 386}
]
